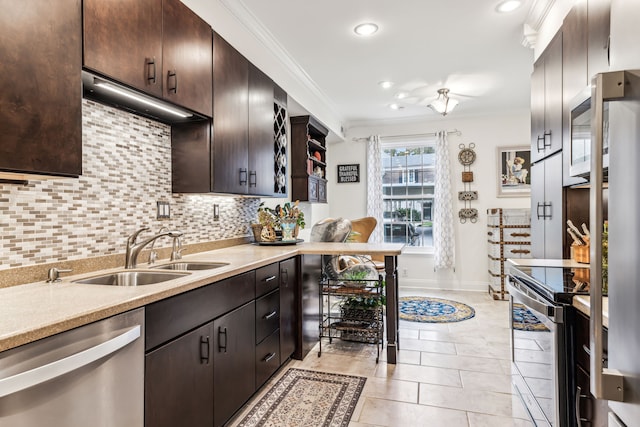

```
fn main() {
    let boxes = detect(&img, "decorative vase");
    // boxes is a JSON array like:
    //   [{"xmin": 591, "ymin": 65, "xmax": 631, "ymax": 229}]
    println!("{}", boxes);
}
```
[
  {"xmin": 250, "ymin": 224, "xmax": 263, "ymax": 242},
  {"xmin": 280, "ymin": 218, "xmax": 297, "ymax": 242},
  {"xmin": 293, "ymin": 224, "xmax": 300, "ymax": 239},
  {"xmin": 260, "ymin": 226, "xmax": 277, "ymax": 242}
]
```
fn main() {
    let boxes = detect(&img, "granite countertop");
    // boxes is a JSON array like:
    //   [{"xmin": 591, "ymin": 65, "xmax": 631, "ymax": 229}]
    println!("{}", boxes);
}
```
[
  {"xmin": 0, "ymin": 242, "xmax": 403, "ymax": 352},
  {"xmin": 573, "ymin": 295, "xmax": 609, "ymax": 328}
]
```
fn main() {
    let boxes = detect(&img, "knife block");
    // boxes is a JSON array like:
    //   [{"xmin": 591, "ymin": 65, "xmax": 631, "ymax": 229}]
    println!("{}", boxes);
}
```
[{"xmin": 571, "ymin": 243, "xmax": 590, "ymax": 264}]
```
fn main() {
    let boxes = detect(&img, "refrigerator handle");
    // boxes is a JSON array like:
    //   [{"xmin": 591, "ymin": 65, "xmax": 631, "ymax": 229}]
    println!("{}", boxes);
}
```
[
  {"xmin": 589, "ymin": 72, "xmax": 624, "ymax": 402},
  {"xmin": 0, "ymin": 325, "xmax": 141, "ymax": 398}
]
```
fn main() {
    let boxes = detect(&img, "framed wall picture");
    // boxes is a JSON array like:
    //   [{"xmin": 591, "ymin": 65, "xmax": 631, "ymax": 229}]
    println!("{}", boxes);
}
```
[
  {"xmin": 337, "ymin": 164, "xmax": 360, "ymax": 183},
  {"xmin": 497, "ymin": 146, "xmax": 531, "ymax": 197}
]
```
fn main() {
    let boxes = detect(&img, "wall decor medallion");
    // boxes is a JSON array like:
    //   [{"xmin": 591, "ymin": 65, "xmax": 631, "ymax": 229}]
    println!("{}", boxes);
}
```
[
  {"xmin": 458, "ymin": 143, "xmax": 477, "ymax": 223},
  {"xmin": 458, "ymin": 191, "xmax": 478, "ymax": 201},
  {"xmin": 458, "ymin": 208, "xmax": 479, "ymax": 223}
]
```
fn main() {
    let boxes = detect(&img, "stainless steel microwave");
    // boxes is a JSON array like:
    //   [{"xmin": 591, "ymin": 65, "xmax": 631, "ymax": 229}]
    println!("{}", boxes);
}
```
[{"xmin": 569, "ymin": 87, "xmax": 609, "ymax": 179}]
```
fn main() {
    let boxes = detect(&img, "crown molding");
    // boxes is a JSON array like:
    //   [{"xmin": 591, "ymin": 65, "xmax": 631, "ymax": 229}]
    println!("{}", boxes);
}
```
[
  {"xmin": 525, "ymin": 0, "xmax": 556, "ymax": 32},
  {"xmin": 219, "ymin": 0, "xmax": 343, "ymax": 123}
]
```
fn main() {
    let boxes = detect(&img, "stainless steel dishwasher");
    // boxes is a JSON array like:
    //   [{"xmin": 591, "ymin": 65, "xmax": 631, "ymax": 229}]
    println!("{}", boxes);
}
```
[{"xmin": 0, "ymin": 307, "xmax": 144, "ymax": 426}]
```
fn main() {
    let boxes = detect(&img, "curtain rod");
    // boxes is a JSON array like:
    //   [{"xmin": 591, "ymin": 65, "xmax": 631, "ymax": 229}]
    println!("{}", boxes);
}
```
[{"xmin": 350, "ymin": 129, "xmax": 461, "ymax": 142}]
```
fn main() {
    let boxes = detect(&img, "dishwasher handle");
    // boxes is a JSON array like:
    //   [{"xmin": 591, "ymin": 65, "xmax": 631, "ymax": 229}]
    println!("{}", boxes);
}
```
[
  {"xmin": 508, "ymin": 277, "xmax": 562, "ymax": 323},
  {"xmin": 0, "ymin": 325, "xmax": 141, "ymax": 398}
]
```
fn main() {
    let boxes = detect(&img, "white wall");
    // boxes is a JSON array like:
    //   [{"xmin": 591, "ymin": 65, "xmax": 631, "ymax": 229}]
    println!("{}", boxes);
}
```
[
  {"xmin": 609, "ymin": 0, "xmax": 640, "ymax": 70},
  {"xmin": 326, "ymin": 110, "xmax": 531, "ymax": 291}
]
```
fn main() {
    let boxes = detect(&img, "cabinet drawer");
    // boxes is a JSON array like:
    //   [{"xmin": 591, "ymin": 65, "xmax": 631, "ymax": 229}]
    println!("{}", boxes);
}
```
[
  {"xmin": 255, "ymin": 330, "xmax": 280, "ymax": 389},
  {"xmin": 574, "ymin": 311, "xmax": 608, "ymax": 373},
  {"xmin": 146, "ymin": 270, "xmax": 255, "ymax": 350},
  {"xmin": 487, "ymin": 227, "xmax": 531, "ymax": 243},
  {"xmin": 255, "ymin": 263, "xmax": 279, "ymax": 297},
  {"xmin": 256, "ymin": 289, "xmax": 280, "ymax": 344},
  {"xmin": 488, "ymin": 242, "xmax": 531, "ymax": 259}
]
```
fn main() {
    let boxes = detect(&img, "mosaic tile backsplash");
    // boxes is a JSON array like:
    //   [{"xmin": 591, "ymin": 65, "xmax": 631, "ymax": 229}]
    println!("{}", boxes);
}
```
[{"xmin": 0, "ymin": 99, "xmax": 258, "ymax": 270}]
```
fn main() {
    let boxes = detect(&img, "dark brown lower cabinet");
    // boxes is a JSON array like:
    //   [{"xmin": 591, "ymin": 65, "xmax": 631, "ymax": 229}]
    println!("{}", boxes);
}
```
[
  {"xmin": 145, "ymin": 322, "xmax": 214, "ymax": 427},
  {"xmin": 213, "ymin": 302, "xmax": 256, "ymax": 427},
  {"xmin": 279, "ymin": 257, "xmax": 297, "ymax": 362},
  {"xmin": 573, "ymin": 310, "xmax": 609, "ymax": 427},
  {"xmin": 256, "ymin": 330, "xmax": 280, "ymax": 389}
]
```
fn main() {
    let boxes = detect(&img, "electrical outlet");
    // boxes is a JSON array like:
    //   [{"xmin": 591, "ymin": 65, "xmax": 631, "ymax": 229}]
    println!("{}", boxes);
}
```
[
  {"xmin": 213, "ymin": 204, "xmax": 220, "ymax": 221},
  {"xmin": 402, "ymin": 269, "xmax": 408, "ymax": 277}
]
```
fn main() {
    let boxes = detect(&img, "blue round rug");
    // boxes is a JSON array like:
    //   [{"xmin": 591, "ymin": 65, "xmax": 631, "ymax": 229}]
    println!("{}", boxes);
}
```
[
  {"xmin": 513, "ymin": 303, "xmax": 549, "ymax": 331},
  {"xmin": 399, "ymin": 296, "xmax": 475, "ymax": 323}
]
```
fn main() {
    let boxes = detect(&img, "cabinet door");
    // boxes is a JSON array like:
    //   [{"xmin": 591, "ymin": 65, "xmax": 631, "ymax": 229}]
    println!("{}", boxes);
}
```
[
  {"xmin": 318, "ymin": 179, "xmax": 327, "ymax": 203},
  {"xmin": 162, "ymin": 0, "xmax": 212, "ymax": 117},
  {"xmin": 145, "ymin": 322, "xmax": 214, "ymax": 427},
  {"xmin": 83, "ymin": 0, "xmax": 163, "ymax": 98},
  {"xmin": 543, "ymin": 33, "xmax": 563, "ymax": 158},
  {"xmin": 543, "ymin": 153, "xmax": 563, "ymax": 259},
  {"xmin": 530, "ymin": 60, "xmax": 546, "ymax": 162},
  {"xmin": 248, "ymin": 64, "xmax": 276, "ymax": 196},
  {"xmin": 530, "ymin": 161, "xmax": 546, "ymax": 258},
  {"xmin": 213, "ymin": 33, "xmax": 249, "ymax": 194},
  {"xmin": 213, "ymin": 302, "xmax": 255, "ymax": 427},
  {"xmin": 0, "ymin": 0, "xmax": 82, "ymax": 177},
  {"xmin": 279, "ymin": 257, "xmax": 297, "ymax": 362}
]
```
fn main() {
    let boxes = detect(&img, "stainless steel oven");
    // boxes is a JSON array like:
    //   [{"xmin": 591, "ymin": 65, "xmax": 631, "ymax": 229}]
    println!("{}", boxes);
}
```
[{"xmin": 508, "ymin": 265, "xmax": 588, "ymax": 427}]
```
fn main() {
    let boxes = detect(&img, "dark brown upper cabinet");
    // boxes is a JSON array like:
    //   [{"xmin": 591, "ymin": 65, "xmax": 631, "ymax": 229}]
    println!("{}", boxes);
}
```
[
  {"xmin": 530, "ymin": 32, "xmax": 563, "ymax": 164},
  {"xmin": 0, "ymin": 0, "xmax": 82, "ymax": 178},
  {"xmin": 211, "ymin": 33, "xmax": 281, "ymax": 196},
  {"xmin": 83, "ymin": 0, "xmax": 163, "ymax": 98},
  {"xmin": 83, "ymin": 0, "xmax": 212, "ymax": 117},
  {"xmin": 212, "ymin": 33, "xmax": 250, "ymax": 194},
  {"xmin": 162, "ymin": 0, "xmax": 213, "ymax": 117},
  {"xmin": 249, "ymin": 64, "xmax": 278, "ymax": 196}
]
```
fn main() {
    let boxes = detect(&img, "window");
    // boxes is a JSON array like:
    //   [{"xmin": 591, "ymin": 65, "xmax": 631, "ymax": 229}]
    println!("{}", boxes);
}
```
[{"xmin": 381, "ymin": 142, "xmax": 435, "ymax": 248}]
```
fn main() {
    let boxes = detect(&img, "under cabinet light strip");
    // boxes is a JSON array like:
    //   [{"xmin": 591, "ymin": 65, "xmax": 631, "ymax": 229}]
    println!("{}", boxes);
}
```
[{"xmin": 93, "ymin": 79, "xmax": 192, "ymax": 118}]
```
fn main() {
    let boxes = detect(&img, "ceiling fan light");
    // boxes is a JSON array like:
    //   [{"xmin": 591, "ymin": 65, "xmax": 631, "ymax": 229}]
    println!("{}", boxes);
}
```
[
  {"xmin": 428, "ymin": 88, "xmax": 458, "ymax": 116},
  {"xmin": 354, "ymin": 23, "xmax": 379, "ymax": 36}
]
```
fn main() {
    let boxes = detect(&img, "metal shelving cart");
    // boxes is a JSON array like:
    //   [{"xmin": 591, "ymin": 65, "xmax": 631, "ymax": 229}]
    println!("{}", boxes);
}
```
[{"xmin": 319, "ymin": 270, "xmax": 384, "ymax": 363}]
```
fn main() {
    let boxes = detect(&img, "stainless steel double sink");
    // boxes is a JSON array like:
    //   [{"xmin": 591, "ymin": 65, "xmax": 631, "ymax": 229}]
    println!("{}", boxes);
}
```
[{"xmin": 73, "ymin": 262, "xmax": 229, "ymax": 286}]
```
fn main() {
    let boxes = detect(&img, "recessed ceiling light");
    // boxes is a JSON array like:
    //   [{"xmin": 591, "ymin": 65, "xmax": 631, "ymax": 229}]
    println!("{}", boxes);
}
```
[
  {"xmin": 495, "ymin": 0, "xmax": 523, "ymax": 13},
  {"xmin": 389, "ymin": 103, "xmax": 404, "ymax": 110},
  {"xmin": 379, "ymin": 81, "xmax": 394, "ymax": 89},
  {"xmin": 395, "ymin": 92, "xmax": 409, "ymax": 99},
  {"xmin": 354, "ymin": 23, "xmax": 379, "ymax": 36}
]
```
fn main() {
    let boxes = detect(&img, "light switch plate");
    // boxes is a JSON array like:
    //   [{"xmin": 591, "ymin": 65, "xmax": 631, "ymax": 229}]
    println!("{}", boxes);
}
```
[
  {"xmin": 213, "ymin": 204, "xmax": 220, "ymax": 221},
  {"xmin": 157, "ymin": 201, "xmax": 170, "ymax": 219}
]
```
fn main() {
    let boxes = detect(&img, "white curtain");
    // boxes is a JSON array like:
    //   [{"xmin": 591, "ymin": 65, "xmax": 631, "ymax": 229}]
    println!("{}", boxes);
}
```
[
  {"xmin": 366, "ymin": 135, "xmax": 383, "ymax": 243},
  {"xmin": 433, "ymin": 131, "xmax": 455, "ymax": 269}
]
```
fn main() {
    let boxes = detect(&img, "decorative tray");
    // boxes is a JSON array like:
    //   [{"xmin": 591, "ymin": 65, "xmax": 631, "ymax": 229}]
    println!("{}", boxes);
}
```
[{"xmin": 253, "ymin": 238, "xmax": 304, "ymax": 246}]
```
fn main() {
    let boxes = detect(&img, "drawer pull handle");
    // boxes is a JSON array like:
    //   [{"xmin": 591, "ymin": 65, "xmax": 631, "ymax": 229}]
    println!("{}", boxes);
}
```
[
  {"xmin": 239, "ymin": 168, "xmax": 248, "ymax": 186},
  {"xmin": 510, "ymin": 249, "xmax": 531, "ymax": 254},
  {"xmin": 263, "ymin": 352, "xmax": 276, "ymax": 363},
  {"xmin": 167, "ymin": 70, "xmax": 178, "ymax": 93},
  {"xmin": 200, "ymin": 336, "xmax": 210, "ymax": 364},
  {"xmin": 249, "ymin": 171, "xmax": 257, "ymax": 187},
  {"xmin": 264, "ymin": 310, "xmax": 277, "ymax": 320},
  {"xmin": 218, "ymin": 327, "xmax": 227, "ymax": 353},
  {"xmin": 510, "ymin": 232, "xmax": 530, "ymax": 238},
  {"xmin": 263, "ymin": 275, "xmax": 277, "ymax": 283}
]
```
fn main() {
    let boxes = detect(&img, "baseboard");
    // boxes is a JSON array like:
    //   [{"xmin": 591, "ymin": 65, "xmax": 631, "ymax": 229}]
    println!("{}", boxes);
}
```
[{"xmin": 397, "ymin": 277, "xmax": 488, "ymax": 292}]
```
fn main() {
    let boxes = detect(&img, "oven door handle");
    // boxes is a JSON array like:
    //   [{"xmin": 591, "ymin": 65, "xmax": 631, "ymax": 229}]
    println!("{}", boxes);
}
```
[{"xmin": 508, "ymin": 278, "xmax": 561, "ymax": 323}]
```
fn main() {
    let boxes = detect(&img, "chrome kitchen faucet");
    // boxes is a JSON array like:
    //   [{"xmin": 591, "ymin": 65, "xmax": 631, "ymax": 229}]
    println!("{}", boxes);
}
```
[{"xmin": 125, "ymin": 227, "xmax": 184, "ymax": 269}]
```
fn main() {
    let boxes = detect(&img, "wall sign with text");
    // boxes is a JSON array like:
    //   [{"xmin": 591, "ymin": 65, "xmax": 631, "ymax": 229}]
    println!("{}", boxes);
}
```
[{"xmin": 337, "ymin": 164, "xmax": 360, "ymax": 183}]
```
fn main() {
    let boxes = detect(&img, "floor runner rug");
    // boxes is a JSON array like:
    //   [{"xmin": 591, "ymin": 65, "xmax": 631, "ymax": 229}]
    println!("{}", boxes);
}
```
[
  {"xmin": 237, "ymin": 368, "xmax": 366, "ymax": 427},
  {"xmin": 399, "ymin": 296, "xmax": 475, "ymax": 323}
]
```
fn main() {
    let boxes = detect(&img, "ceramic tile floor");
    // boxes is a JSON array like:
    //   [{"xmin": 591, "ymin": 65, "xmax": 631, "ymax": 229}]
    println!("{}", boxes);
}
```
[{"xmin": 229, "ymin": 289, "xmax": 534, "ymax": 427}]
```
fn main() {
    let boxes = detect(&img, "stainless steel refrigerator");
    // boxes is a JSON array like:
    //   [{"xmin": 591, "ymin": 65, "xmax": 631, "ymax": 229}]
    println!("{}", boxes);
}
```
[{"xmin": 590, "ymin": 69, "xmax": 640, "ymax": 427}]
